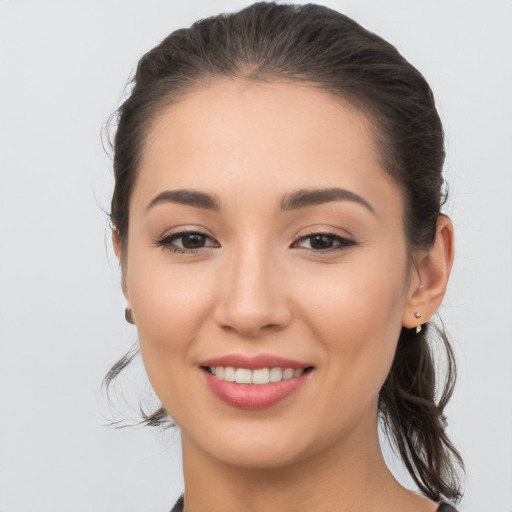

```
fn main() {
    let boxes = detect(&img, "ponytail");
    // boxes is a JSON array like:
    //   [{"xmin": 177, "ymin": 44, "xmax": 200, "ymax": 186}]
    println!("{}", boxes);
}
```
[{"xmin": 379, "ymin": 322, "xmax": 464, "ymax": 501}]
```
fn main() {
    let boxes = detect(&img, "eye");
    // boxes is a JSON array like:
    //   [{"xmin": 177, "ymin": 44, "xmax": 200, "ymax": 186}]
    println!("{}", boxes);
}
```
[
  {"xmin": 156, "ymin": 231, "xmax": 219, "ymax": 253},
  {"xmin": 292, "ymin": 232, "xmax": 355, "ymax": 252}
]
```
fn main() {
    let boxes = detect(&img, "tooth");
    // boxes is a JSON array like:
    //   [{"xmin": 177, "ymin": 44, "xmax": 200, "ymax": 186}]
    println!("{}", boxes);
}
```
[
  {"xmin": 252, "ymin": 368, "xmax": 270, "ymax": 385},
  {"xmin": 283, "ymin": 368, "xmax": 294, "ymax": 380},
  {"xmin": 269, "ymin": 367, "xmax": 283, "ymax": 382},
  {"xmin": 235, "ymin": 368, "xmax": 252, "ymax": 384},
  {"xmin": 224, "ymin": 367, "xmax": 235, "ymax": 382},
  {"xmin": 212, "ymin": 366, "xmax": 304, "ymax": 384}
]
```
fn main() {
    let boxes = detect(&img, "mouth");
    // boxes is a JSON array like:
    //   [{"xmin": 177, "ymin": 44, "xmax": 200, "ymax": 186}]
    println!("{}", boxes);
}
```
[
  {"xmin": 199, "ymin": 355, "xmax": 314, "ymax": 410},
  {"xmin": 202, "ymin": 365, "xmax": 313, "ymax": 384}
]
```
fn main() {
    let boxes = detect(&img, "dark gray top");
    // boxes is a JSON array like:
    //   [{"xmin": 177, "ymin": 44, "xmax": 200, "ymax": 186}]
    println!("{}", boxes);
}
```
[{"xmin": 170, "ymin": 495, "xmax": 458, "ymax": 511}]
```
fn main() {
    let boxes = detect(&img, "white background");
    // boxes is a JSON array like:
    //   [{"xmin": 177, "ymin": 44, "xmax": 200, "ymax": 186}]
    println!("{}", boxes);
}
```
[{"xmin": 0, "ymin": 1, "xmax": 511, "ymax": 511}]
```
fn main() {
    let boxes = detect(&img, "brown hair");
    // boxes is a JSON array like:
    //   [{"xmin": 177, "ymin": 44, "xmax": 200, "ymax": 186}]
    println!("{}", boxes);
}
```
[{"xmin": 106, "ymin": 2, "xmax": 464, "ymax": 502}]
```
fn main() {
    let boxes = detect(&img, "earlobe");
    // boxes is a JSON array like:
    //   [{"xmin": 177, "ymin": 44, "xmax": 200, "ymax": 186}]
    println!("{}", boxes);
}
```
[{"xmin": 402, "ymin": 216, "xmax": 455, "ymax": 329}]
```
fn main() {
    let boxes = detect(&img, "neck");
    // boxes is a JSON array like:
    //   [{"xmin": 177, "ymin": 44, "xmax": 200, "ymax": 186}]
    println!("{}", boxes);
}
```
[{"xmin": 179, "ymin": 418, "xmax": 436, "ymax": 512}]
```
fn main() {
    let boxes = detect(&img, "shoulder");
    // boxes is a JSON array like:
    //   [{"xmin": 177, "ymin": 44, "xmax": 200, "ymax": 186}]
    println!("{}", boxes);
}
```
[
  {"xmin": 170, "ymin": 494, "xmax": 184, "ymax": 512},
  {"xmin": 437, "ymin": 503, "xmax": 459, "ymax": 512}
]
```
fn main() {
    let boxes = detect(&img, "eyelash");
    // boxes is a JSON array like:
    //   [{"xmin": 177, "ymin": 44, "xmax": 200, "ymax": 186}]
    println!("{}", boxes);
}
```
[
  {"xmin": 292, "ymin": 232, "xmax": 356, "ymax": 253},
  {"xmin": 155, "ymin": 230, "xmax": 356, "ymax": 255},
  {"xmin": 155, "ymin": 231, "xmax": 219, "ymax": 254}
]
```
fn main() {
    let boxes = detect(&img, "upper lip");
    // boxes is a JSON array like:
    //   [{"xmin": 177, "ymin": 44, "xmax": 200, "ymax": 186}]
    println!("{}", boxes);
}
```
[{"xmin": 200, "ymin": 354, "xmax": 311, "ymax": 370}]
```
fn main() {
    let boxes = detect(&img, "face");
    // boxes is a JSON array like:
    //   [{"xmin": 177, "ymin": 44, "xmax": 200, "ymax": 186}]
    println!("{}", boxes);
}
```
[{"xmin": 120, "ymin": 79, "xmax": 416, "ymax": 469}]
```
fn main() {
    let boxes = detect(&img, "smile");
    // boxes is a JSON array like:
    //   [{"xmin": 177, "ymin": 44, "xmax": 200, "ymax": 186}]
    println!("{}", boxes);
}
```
[
  {"xmin": 207, "ymin": 366, "xmax": 306, "ymax": 384},
  {"xmin": 200, "ymin": 358, "xmax": 313, "ymax": 409}
]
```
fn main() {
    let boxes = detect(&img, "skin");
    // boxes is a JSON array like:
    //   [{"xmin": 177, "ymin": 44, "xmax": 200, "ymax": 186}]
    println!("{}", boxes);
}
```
[{"xmin": 113, "ymin": 79, "xmax": 454, "ymax": 512}]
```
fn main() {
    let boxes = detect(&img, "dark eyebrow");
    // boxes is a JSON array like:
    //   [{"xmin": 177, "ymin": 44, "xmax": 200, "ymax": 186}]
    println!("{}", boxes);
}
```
[
  {"xmin": 280, "ymin": 188, "xmax": 375, "ymax": 214},
  {"xmin": 145, "ymin": 189, "xmax": 220, "ymax": 213}
]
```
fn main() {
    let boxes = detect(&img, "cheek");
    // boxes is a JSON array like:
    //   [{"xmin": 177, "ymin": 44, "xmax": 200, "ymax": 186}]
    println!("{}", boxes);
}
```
[
  {"xmin": 125, "ymin": 255, "xmax": 216, "ymax": 390},
  {"xmin": 296, "ymin": 252, "xmax": 407, "ymax": 397}
]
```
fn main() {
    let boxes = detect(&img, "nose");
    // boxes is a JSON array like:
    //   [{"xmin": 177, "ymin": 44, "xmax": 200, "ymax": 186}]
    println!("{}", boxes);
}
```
[{"xmin": 213, "ymin": 245, "xmax": 292, "ymax": 338}]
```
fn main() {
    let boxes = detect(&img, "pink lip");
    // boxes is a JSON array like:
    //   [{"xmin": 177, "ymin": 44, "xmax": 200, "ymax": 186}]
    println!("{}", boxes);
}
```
[
  {"xmin": 199, "ymin": 354, "xmax": 313, "ymax": 410},
  {"xmin": 202, "ymin": 370, "xmax": 310, "ymax": 410},
  {"xmin": 200, "ymin": 353, "xmax": 309, "ymax": 370}
]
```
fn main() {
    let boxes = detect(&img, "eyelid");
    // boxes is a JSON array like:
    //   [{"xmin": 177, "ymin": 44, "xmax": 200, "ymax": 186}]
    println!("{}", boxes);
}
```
[
  {"xmin": 154, "ymin": 226, "xmax": 356, "ymax": 254},
  {"xmin": 291, "ymin": 230, "xmax": 357, "ymax": 253},
  {"xmin": 155, "ymin": 228, "xmax": 220, "ymax": 253}
]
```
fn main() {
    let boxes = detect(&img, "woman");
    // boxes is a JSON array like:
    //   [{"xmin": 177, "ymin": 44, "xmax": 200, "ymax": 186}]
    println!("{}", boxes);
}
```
[{"xmin": 106, "ymin": 3, "xmax": 464, "ymax": 511}]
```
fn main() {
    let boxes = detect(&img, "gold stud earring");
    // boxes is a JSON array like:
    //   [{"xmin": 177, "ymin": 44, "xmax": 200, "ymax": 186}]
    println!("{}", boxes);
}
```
[
  {"xmin": 125, "ymin": 308, "xmax": 135, "ymax": 325},
  {"xmin": 414, "ymin": 312, "xmax": 422, "ymax": 333}
]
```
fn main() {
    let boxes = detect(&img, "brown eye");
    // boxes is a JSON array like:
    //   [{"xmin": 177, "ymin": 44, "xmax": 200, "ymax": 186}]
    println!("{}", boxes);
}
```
[
  {"xmin": 181, "ymin": 233, "xmax": 208, "ymax": 249},
  {"xmin": 308, "ymin": 234, "xmax": 337, "ymax": 250},
  {"xmin": 156, "ymin": 231, "xmax": 220, "ymax": 253},
  {"xmin": 293, "ymin": 233, "xmax": 355, "ymax": 252}
]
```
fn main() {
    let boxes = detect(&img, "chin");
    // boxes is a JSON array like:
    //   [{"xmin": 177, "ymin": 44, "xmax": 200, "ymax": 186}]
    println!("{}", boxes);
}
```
[
  {"xmin": 181, "ymin": 417, "xmax": 330, "ymax": 471},
  {"xmin": 211, "ymin": 439, "xmax": 311, "ymax": 470}
]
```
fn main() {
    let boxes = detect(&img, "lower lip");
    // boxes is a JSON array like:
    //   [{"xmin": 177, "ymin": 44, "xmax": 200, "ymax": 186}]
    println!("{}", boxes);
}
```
[{"xmin": 202, "ymin": 369, "xmax": 310, "ymax": 410}]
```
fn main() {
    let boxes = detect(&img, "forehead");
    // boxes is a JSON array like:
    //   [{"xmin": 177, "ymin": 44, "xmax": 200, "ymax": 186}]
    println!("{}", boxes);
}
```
[
  {"xmin": 133, "ymin": 78, "xmax": 401, "ymax": 218},
  {"xmin": 143, "ymin": 78, "xmax": 377, "ymax": 166}
]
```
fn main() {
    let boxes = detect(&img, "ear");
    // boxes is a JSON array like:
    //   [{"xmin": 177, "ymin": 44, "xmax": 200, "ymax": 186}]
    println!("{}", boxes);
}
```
[
  {"xmin": 112, "ymin": 228, "xmax": 129, "ymax": 300},
  {"xmin": 402, "ymin": 216, "xmax": 455, "ymax": 329},
  {"xmin": 112, "ymin": 228, "xmax": 122, "ymax": 261}
]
